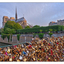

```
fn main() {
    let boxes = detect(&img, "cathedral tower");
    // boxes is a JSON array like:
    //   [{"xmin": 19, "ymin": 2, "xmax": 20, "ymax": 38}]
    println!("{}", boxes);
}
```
[{"xmin": 15, "ymin": 7, "xmax": 17, "ymax": 20}]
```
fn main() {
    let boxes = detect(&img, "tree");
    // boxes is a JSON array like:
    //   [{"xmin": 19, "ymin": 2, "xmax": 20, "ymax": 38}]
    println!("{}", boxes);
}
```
[
  {"xmin": 61, "ymin": 26, "xmax": 64, "ymax": 33},
  {"xmin": 38, "ymin": 33, "xmax": 44, "ymax": 39},
  {"xmin": 4, "ymin": 21, "xmax": 23, "ymax": 31},
  {"xmin": 1, "ymin": 33, "xmax": 7, "ymax": 40},
  {"xmin": 4, "ymin": 21, "xmax": 16, "ymax": 30},
  {"xmin": 4, "ymin": 28, "xmax": 16, "ymax": 34},
  {"xmin": 58, "ymin": 26, "xmax": 61, "ymax": 31},
  {"xmin": 45, "ymin": 30, "xmax": 47, "ymax": 33},
  {"xmin": 40, "ymin": 30, "xmax": 42, "ymax": 33},
  {"xmin": 17, "ymin": 25, "xmax": 64, "ymax": 34},
  {"xmin": 4, "ymin": 28, "xmax": 16, "ymax": 42},
  {"xmin": 49, "ymin": 29, "xmax": 53, "ymax": 32},
  {"xmin": 25, "ymin": 26, "xmax": 30, "ymax": 29},
  {"xmin": 45, "ymin": 30, "xmax": 48, "ymax": 37},
  {"xmin": 33, "ymin": 25, "xmax": 40, "ymax": 28},
  {"xmin": 48, "ymin": 33, "xmax": 53, "ymax": 37},
  {"xmin": 0, "ymin": 28, "xmax": 4, "ymax": 34},
  {"xmin": 17, "ymin": 34, "xmax": 21, "ymax": 43},
  {"xmin": 10, "ymin": 34, "xmax": 12, "ymax": 41},
  {"xmin": 7, "ymin": 34, "xmax": 10, "ymax": 42},
  {"xmin": 1, "ymin": 33, "xmax": 10, "ymax": 42},
  {"xmin": 54, "ymin": 29, "xmax": 57, "ymax": 32},
  {"xmin": 14, "ymin": 23, "xmax": 23, "ymax": 30}
]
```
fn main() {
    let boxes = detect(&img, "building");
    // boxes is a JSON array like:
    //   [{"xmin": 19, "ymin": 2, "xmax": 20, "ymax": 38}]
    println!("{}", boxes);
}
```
[
  {"xmin": 2, "ymin": 8, "xmax": 33, "ymax": 28},
  {"xmin": 57, "ymin": 20, "xmax": 64, "ymax": 26},
  {"xmin": 2, "ymin": 16, "xmax": 15, "ymax": 28},
  {"xmin": 49, "ymin": 19, "xmax": 64, "ymax": 26},
  {"xmin": 49, "ymin": 21, "xmax": 57, "ymax": 26}
]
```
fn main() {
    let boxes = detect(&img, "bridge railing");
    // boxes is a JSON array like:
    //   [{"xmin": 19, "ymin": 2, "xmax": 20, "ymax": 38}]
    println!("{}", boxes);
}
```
[{"xmin": 0, "ymin": 41, "xmax": 30, "ymax": 48}]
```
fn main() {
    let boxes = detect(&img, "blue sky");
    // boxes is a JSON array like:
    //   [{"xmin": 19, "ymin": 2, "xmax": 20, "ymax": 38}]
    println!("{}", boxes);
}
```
[{"xmin": 0, "ymin": 2, "xmax": 64, "ymax": 28}]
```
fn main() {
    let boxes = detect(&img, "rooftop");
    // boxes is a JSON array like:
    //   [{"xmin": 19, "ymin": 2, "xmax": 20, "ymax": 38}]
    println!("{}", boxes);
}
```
[{"xmin": 15, "ymin": 17, "xmax": 25, "ymax": 22}]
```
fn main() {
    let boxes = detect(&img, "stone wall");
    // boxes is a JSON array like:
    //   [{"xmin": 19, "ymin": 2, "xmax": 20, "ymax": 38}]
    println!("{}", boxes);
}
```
[
  {"xmin": 44, "ymin": 33, "xmax": 64, "ymax": 37},
  {"xmin": 0, "ymin": 34, "xmax": 33, "ymax": 44},
  {"xmin": 0, "ymin": 33, "xmax": 64, "ymax": 44}
]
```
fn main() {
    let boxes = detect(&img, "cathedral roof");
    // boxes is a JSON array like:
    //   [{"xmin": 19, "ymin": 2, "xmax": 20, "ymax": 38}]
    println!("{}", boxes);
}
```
[{"xmin": 15, "ymin": 17, "xmax": 26, "ymax": 22}]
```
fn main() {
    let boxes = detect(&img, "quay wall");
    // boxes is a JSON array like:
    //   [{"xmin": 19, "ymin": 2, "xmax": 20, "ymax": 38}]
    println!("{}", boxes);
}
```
[{"xmin": 0, "ymin": 33, "xmax": 64, "ymax": 44}]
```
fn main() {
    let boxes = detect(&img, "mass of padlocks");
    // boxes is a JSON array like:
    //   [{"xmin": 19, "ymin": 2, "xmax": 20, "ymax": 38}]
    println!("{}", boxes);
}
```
[{"xmin": 0, "ymin": 36, "xmax": 64, "ymax": 62}]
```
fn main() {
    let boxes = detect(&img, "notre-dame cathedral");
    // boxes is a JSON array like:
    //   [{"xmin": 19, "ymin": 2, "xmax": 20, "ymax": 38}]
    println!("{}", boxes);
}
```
[{"xmin": 2, "ymin": 8, "xmax": 32, "ymax": 29}]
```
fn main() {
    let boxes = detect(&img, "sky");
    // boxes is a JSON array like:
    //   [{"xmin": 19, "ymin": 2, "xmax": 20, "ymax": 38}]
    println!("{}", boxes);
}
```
[{"xmin": 0, "ymin": 2, "xmax": 64, "ymax": 28}]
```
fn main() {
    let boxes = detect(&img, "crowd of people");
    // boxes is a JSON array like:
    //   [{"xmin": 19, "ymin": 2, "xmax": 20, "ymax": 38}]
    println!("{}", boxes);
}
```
[{"xmin": 0, "ymin": 36, "xmax": 64, "ymax": 62}]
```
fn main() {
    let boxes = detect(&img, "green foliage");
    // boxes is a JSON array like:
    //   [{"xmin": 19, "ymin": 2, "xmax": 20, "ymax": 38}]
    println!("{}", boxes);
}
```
[
  {"xmin": 38, "ymin": 33, "xmax": 44, "ymax": 39},
  {"xmin": 0, "ymin": 29, "xmax": 4, "ymax": 34},
  {"xmin": 14, "ymin": 23, "xmax": 23, "ymax": 30},
  {"xmin": 4, "ymin": 21, "xmax": 23, "ymax": 31},
  {"xmin": 45, "ymin": 30, "xmax": 48, "ymax": 32},
  {"xmin": 7, "ymin": 34, "xmax": 10, "ymax": 42},
  {"xmin": 4, "ymin": 21, "xmax": 16, "ymax": 30},
  {"xmin": 4, "ymin": 28, "xmax": 16, "ymax": 34},
  {"xmin": 11, "ymin": 29, "xmax": 16, "ymax": 34},
  {"xmin": 33, "ymin": 25, "xmax": 40, "ymax": 28},
  {"xmin": 25, "ymin": 26, "xmax": 30, "ymax": 29},
  {"xmin": 17, "ymin": 25, "xmax": 63, "ymax": 34},
  {"xmin": 40, "ymin": 30, "xmax": 42, "ymax": 33},
  {"xmin": 17, "ymin": 34, "xmax": 21, "ymax": 41},
  {"xmin": 48, "ymin": 33, "xmax": 53, "ymax": 37},
  {"xmin": 10, "ymin": 34, "xmax": 12, "ymax": 41},
  {"xmin": 54, "ymin": 29, "xmax": 57, "ymax": 31},
  {"xmin": 1, "ymin": 33, "xmax": 10, "ymax": 42},
  {"xmin": 61, "ymin": 25, "xmax": 64, "ymax": 31},
  {"xmin": 58, "ymin": 26, "xmax": 61, "ymax": 31},
  {"xmin": 49, "ymin": 29, "xmax": 53, "ymax": 32},
  {"xmin": 1, "ymin": 33, "xmax": 7, "ymax": 40}
]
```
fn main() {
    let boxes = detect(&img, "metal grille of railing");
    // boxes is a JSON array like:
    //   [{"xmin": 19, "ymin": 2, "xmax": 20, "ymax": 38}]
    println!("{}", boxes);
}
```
[{"xmin": 0, "ymin": 41, "xmax": 30, "ymax": 48}]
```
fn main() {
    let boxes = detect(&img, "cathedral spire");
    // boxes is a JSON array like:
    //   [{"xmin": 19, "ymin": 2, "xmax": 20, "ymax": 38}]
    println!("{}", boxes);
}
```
[{"xmin": 15, "ymin": 7, "xmax": 17, "ymax": 20}]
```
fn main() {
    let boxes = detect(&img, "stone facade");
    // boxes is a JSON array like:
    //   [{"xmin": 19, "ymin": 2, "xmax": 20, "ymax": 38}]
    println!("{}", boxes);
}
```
[
  {"xmin": 15, "ymin": 17, "xmax": 28, "ymax": 29},
  {"xmin": 57, "ymin": 20, "xmax": 64, "ymax": 25},
  {"xmin": 2, "ymin": 16, "xmax": 15, "ymax": 28},
  {"xmin": 49, "ymin": 21, "xmax": 57, "ymax": 26},
  {"xmin": 49, "ymin": 19, "xmax": 64, "ymax": 26}
]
